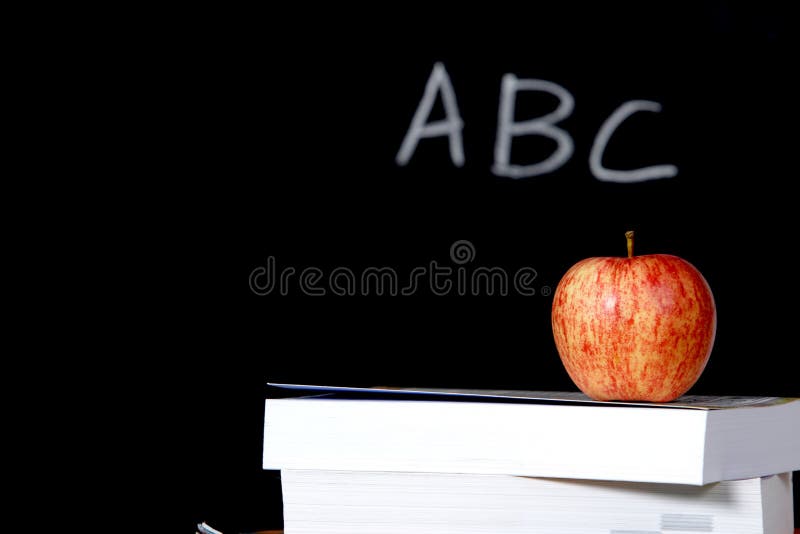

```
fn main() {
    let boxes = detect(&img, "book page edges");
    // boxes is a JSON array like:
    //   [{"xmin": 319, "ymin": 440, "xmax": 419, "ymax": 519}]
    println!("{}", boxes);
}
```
[
  {"xmin": 263, "ymin": 397, "xmax": 709, "ymax": 485},
  {"xmin": 703, "ymin": 401, "xmax": 800, "ymax": 484}
]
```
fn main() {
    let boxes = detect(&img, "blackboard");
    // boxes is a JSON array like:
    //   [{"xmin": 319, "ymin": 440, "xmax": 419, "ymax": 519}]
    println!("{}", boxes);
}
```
[{"xmin": 157, "ymin": 3, "xmax": 796, "ymax": 531}]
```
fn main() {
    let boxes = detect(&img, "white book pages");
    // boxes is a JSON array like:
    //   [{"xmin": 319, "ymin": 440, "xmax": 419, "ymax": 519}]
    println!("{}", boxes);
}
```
[
  {"xmin": 280, "ymin": 470, "xmax": 794, "ymax": 534},
  {"xmin": 263, "ymin": 395, "xmax": 800, "ymax": 485}
]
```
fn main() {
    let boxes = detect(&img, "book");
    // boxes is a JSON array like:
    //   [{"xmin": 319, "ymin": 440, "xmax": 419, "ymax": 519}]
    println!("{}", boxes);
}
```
[
  {"xmin": 262, "ymin": 384, "xmax": 800, "ymax": 485},
  {"xmin": 280, "ymin": 469, "xmax": 794, "ymax": 534}
]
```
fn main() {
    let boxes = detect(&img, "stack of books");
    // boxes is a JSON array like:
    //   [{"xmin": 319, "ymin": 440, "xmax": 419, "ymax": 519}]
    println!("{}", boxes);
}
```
[{"xmin": 262, "ymin": 383, "xmax": 800, "ymax": 533}]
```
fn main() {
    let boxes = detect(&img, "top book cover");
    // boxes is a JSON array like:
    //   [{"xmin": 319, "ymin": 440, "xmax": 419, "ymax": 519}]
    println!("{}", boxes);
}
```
[{"xmin": 263, "ymin": 383, "xmax": 800, "ymax": 485}]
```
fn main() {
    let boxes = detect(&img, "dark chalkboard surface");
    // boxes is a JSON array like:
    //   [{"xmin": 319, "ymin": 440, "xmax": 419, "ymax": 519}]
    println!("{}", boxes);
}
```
[{"xmin": 147, "ymin": 3, "xmax": 796, "ymax": 531}]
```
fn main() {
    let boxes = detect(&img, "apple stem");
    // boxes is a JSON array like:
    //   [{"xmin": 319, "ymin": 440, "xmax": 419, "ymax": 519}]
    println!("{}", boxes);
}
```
[{"xmin": 626, "ymin": 231, "xmax": 634, "ymax": 258}]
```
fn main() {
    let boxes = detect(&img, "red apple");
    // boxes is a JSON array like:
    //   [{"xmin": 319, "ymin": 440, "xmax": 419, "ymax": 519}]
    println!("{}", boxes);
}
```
[{"xmin": 551, "ymin": 231, "xmax": 716, "ymax": 402}]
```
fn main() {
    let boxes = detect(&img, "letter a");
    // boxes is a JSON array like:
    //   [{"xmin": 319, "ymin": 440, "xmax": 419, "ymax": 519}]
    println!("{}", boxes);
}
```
[{"xmin": 396, "ymin": 62, "xmax": 465, "ymax": 167}]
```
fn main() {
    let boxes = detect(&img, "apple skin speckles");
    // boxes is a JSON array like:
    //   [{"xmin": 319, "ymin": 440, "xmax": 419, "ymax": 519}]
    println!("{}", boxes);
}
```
[{"xmin": 551, "ymin": 253, "xmax": 716, "ymax": 402}]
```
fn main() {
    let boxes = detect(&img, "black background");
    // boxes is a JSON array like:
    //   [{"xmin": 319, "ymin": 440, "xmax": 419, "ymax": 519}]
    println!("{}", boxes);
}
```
[{"xmin": 145, "ymin": 3, "xmax": 799, "ymax": 531}]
